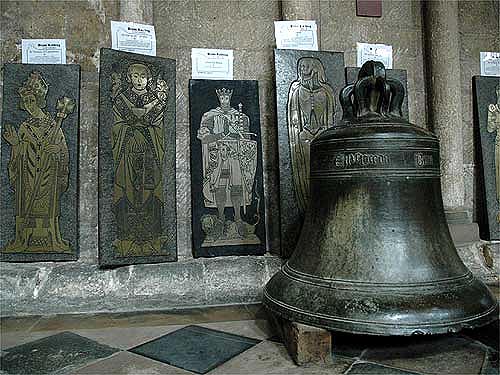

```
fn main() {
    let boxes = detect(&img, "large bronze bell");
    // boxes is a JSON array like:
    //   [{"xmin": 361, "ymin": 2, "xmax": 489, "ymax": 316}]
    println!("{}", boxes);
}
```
[{"xmin": 264, "ymin": 61, "xmax": 498, "ymax": 336}]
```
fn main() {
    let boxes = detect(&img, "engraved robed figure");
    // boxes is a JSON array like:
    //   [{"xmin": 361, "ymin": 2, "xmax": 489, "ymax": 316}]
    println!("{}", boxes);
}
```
[
  {"xmin": 287, "ymin": 57, "xmax": 335, "ymax": 214},
  {"xmin": 2, "ymin": 72, "xmax": 74, "ymax": 253},
  {"xmin": 197, "ymin": 88, "xmax": 260, "ymax": 246},
  {"xmin": 487, "ymin": 84, "xmax": 500, "ymax": 222},
  {"xmin": 111, "ymin": 62, "xmax": 169, "ymax": 256}
]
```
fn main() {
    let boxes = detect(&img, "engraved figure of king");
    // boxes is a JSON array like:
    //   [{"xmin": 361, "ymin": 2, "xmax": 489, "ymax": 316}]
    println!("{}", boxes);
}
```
[
  {"xmin": 487, "ymin": 84, "xmax": 500, "ymax": 222},
  {"xmin": 2, "ymin": 72, "xmax": 73, "ymax": 253},
  {"xmin": 111, "ymin": 63, "xmax": 169, "ymax": 255},
  {"xmin": 197, "ymin": 88, "xmax": 260, "ymax": 246}
]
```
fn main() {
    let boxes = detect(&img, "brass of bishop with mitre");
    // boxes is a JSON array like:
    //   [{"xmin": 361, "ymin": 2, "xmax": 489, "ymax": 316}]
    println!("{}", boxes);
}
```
[{"xmin": 2, "ymin": 72, "xmax": 75, "ymax": 253}]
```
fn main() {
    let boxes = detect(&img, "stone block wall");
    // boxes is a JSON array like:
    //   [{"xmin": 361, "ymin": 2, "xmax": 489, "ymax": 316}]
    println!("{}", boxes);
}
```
[{"xmin": 0, "ymin": 0, "xmax": 498, "ymax": 317}]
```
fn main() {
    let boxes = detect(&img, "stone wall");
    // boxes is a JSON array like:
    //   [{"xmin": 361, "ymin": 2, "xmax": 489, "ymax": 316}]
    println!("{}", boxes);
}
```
[
  {"xmin": 0, "ymin": 0, "xmax": 498, "ymax": 317},
  {"xmin": 458, "ymin": 0, "xmax": 500, "ymax": 220}
]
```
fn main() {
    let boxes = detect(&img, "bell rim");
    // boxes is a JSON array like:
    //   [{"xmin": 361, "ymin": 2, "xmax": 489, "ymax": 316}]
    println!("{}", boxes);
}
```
[
  {"xmin": 263, "ymin": 268, "xmax": 499, "ymax": 336},
  {"xmin": 263, "ymin": 287, "xmax": 499, "ymax": 336}
]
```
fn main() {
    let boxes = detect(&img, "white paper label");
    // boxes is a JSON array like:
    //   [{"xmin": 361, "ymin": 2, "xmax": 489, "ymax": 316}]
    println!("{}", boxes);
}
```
[
  {"xmin": 191, "ymin": 48, "xmax": 234, "ymax": 80},
  {"xmin": 22, "ymin": 39, "xmax": 66, "ymax": 64},
  {"xmin": 357, "ymin": 42, "xmax": 393, "ymax": 69},
  {"xmin": 274, "ymin": 20, "xmax": 318, "ymax": 51},
  {"xmin": 480, "ymin": 52, "xmax": 500, "ymax": 77},
  {"xmin": 111, "ymin": 20, "xmax": 156, "ymax": 56}
]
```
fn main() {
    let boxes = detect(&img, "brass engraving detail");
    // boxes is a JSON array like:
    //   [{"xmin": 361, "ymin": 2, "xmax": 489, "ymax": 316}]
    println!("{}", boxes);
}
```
[
  {"xmin": 2, "ymin": 72, "xmax": 74, "ymax": 253},
  {"xmin": 414, "ymin": 152, "xmax": 434, "ymax": 168},
  {"xmin": 111, "ymin": 62, "xmax": 169, "ymax": 256},
  {"xmin": 487, "ymin": 83, "xmax": 500, "ymax": 222},
  {"xmin": 287, "ymin": 57, "xmax": 335, "ymax": 214},
  {"xmin": 197, "ymin": 88, "xmax": 261, "ymax": 247},
  {"xmin": 335, "ymin": 152, "xmax": 390, "ymax": 169}
]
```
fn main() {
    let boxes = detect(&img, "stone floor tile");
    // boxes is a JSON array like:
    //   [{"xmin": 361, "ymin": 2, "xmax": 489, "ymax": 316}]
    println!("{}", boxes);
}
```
[
  {"xmin": 198, "ymin": 319, "xmax": 273, "ymax": 340},
  {"xmin": 130, "ymin": 325, "xmax": 261, "ymax": 374},
  {"xmin": 2, "ymin": 305, "xmax": 266, "ymax": 334},
  {"xmin": 0, "ymin": 331, "xmax": 119, "ymax": 375},
  {"xmin": 70, "ymin": 351, "xmax": 194, "ymax": 374},
  {"xmin": 208, "ymin": 340, "xmax": 354, "ymax": 374},
  {"xmin": 0, "ymin": 330, "xmax": 61, "ymax": 350},
  {"xmin": 345, "ymin": 362, "xmax": 420, "ymax": 374},
  {"xmin": 0, "ymin": 316, "xmax": 42, "ymax": 333},
  {"xmin": 31, "ymin": 313, "xmax": 119, "ymax": 331},
  {"xmin": 361, "ymin": 335, "xmax": 487, "ymax": 374},
  {"xmin": 72, "ymin": 325, "xmax": 186, "ymax": 350}
]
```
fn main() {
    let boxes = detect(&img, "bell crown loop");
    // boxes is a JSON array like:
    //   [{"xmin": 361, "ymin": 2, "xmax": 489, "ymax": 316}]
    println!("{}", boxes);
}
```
[{"xmin": 340, "ymin": 60, "xmax": 406, "ymax": 124}]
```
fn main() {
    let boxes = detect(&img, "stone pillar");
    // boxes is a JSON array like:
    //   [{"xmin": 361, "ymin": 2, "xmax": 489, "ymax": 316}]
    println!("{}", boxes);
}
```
[
  {"xmin": 281, "ymin": 1, "xmax": 321, "ymax": 44},
  {"xmin": 424, "ymin": 0, "xmax": 465, "ymax": 212},
  {"xmin": 119, "ymin": 0, "xmax": 153, "ymax": 24}
]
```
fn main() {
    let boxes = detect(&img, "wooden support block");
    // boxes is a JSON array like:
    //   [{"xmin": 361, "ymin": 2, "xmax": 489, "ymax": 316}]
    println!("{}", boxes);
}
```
[{"xmin": 268, "ymin": 313, "xmax": 332, "ymax": 366}]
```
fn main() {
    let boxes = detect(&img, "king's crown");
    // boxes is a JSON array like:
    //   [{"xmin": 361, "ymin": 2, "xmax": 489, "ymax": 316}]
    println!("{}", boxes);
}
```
[{"xmin": 216, "ymin": 88, "xmax": 233, "ymax": 99}]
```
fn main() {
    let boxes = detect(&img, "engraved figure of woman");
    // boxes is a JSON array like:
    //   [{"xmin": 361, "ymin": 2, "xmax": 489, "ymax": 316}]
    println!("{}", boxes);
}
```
[
  {"xmin": 2, "ymin": 72, "xmax": 74, "ymax": 253},
  {"xmin": 197, "ymin": 88, "xmax": 260, "ymax": 246},
  {"xmin": 111, "ymin": 63, "xmax": 169, "ymax": 255},
  {"xmin": 287, "ymin": 57, "xmax": 335, "ymax": 213},
  {"xmin": 487, "ymin": 83, "xmax": 500, "ymax": 222}
]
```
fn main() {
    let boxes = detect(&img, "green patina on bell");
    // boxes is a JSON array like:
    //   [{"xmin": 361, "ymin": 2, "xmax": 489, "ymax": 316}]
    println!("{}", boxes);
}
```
[{"xmin": 263, "ymin": 60, "xmax": 498, "ymax": 335}]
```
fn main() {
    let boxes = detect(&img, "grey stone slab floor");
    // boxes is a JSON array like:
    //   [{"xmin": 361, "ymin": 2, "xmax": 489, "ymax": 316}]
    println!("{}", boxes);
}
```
[{"xmin": 0, "ymin": 303, "xmax": 498, "ymax": 375}]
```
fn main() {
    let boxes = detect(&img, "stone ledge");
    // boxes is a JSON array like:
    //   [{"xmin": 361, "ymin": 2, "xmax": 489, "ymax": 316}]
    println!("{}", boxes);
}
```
[
  {"xmin": 1, "ymin": 239, "xmax": 497, "ymax": 318},
  {"xmin": 456, "ymin": 240, "xmax": 499, "ymax": 285},
  {"xmin": 0, "ymin": 255, "xmax": 282, "ymax": 317}
]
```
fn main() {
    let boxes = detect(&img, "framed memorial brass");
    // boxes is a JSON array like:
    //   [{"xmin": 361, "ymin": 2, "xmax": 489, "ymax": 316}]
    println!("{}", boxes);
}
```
[
  {"xmin": 1, "ymin": 64, "xmax": 80, "ymax": 262},
  {"xmin": 190, "ymin": 79, "xmax": 266, "ymax": 257},
  {"xmin": 473, "ymin": 76, "xmax": 500, "ymax": 240},
  {"xmin": 98, "ymin": 48, "xmax": 177, "ymax": 267},
  {"xmin": 264, "ymin": 61, "xmax": 498, "ymax": 335},
  {"xmin": 274, "ymin": 49, "xmax": 344, "ymax": 257}
]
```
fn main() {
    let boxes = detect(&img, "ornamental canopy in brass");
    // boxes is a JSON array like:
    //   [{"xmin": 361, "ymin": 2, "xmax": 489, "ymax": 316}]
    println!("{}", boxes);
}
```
[{"xmin": 263, "ymin": 61, "xmax": 498, "ymax": 335}]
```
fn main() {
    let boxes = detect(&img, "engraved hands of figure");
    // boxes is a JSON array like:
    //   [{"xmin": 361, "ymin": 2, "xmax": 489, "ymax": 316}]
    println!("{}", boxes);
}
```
[{"xmin": 3, "ymin": 126, "xmax": 60, "ymax": 154}]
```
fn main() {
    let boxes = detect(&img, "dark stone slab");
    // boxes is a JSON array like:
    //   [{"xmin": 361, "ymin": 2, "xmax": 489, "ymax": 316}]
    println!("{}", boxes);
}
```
[
  {"xmin": 463, "ymin": 318, "xmax": 499, "ymax": 353},
  {"xmin": 473, "ymin": 76, "xmax": 500, "ymax": 240},
  {"xmin": 345, "ymin": 67, "xmax": 409, "ymax": 121},
  {"xmin": 1, "ymin": 64, "xmax": 80, "ymax": 262},
  {"xmin": 130, "ymin": 324, "xmax": 261, "ymax": 374},
  {"xmin": 345, "ymin": 362, "xmax": 420, "ymax": 375},
  {"xmin": 331, "ymin": 332, "xmax": 382, "ymax": 359},
  {"xmin": 98, "ymin": 48, "xmax": 177, "ymax": 267},
  {"xmin": 0, "ymin": 331, "xmax": 119, "ymax": 374},
  {"xmin": 361, "ymin": 335, "xmax": 487, "ymax": 375},
  {"xmin": 481, "ymin": 350, "xmax": 499, "ymax": 375},
  {"xmin": 189, "ymin": 79, "xmax": 266, "ymax": 257},
  {"xmin": 274, "ymin": 49, "xmax": 345, "ymax": 257}
]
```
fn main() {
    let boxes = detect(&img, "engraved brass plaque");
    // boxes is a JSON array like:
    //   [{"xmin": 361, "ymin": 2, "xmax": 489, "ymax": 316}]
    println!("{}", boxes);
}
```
[
  {"xmin": 473, "ymin": 76, "xmax": 500, "ymax": 240},
  {"xmin": 190, "ymin": 79, "xmax": 266, "ymax": 257},
  {"xmin": 275, "ymin": 49, "xmax": 345, "ymax": 257},
  {"xmin": 98, "ymin": 48, "xmax": 177, "ymax": 266},
  {"xmin": 1, "ymin": 64, "xmax": 80, "ymax": 262}
]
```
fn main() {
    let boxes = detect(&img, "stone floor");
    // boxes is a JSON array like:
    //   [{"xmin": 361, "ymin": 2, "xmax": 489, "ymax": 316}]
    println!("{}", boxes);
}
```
[{"xmin": 1, "ymin": 302, "xmax": 498, "ymax": 375}]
